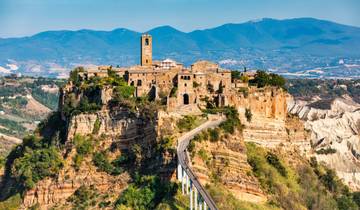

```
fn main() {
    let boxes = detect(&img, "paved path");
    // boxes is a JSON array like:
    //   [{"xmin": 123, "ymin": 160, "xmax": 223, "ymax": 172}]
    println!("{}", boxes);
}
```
[{"xmin": 177, "ymin": 114, "xmax": 226, "ymax": 210}]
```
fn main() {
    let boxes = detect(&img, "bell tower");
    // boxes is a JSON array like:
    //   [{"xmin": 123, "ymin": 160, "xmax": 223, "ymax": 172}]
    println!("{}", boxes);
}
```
[{"xmin": 141, "ymin": 34, "xmax": 152, "ymax": 66}]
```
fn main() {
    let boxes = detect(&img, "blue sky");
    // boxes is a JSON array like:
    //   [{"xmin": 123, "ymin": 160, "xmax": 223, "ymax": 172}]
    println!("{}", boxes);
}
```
[{"xmin": 0, "ymin": 0, "xmax": 359, "ymax": 38}]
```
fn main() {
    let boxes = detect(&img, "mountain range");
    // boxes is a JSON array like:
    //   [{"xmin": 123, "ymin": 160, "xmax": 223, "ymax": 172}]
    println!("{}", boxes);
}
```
[{"xmin": 1, "ymin": 18, "xmax": 360, "ymax": 78}]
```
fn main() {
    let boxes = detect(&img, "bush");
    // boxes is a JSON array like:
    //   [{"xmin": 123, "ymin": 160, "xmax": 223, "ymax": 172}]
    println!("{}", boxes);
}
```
[
  {"xmin": 245, "ymin": 108, "xmax": 252, "ymax": 122},
  {"xmin": 193, "ymin": 81, "xmax": 200, "ymax": 88},
  {"xmin": 266, "ymin": 152, "xmax": 287, "ymax": 177},
  {"xmin": 169, "ymin": 87, "xmax": 177, "ymax": 98},
  {"xmin": 337, "ymin": 195, "xmax": 358, "ymax": 210},
  {"xmin": 92, "ymin": 152, "xmax": 124, "ymax": 175},
  {"xmin": 198, "ymin": 149, "xmax": 208, "ymax": 162},
  {"xmin": 0, "ymin": 194, "xmax": 22, "ymax": 210},
  {"xmin": 67, "ymin": 185, "xmax": 98, "ymax": 210},
  {"xmin": 231, "ymin": 70, "xmax": 241, "ymax": 81},
  {"xmin": 177, "ymin": 115, "xmax": 197, "ymax": 132},
  {"xmin": 113, "ymin": 85, "xmax": 135, "ymax": 101},
  {"xmin": 315, "ymin": 147, "xmax": 337, "ymax": 154},
  {"xmin": 249, "ymin": 70, "xmax": 286, "ymax": 89},
  {"xmin": 11, "ymin": 145, "xmax": 63, "ymax": 189},
  {"xmin": 69, "ymin": 67, "xmax": 84, "ymax": 87},
  {"xmin": 72, "ymin": 135, "xmax": 94, "ymax": 170},
  {"xmin": 74, "ymin": 135, "xmax": 93, "ymax": 155},
  {"xmin": 92, "ymin": 118, "xmax": 101, "ymax": 135},
  {"xmin": 209, "ymin": 129, "xmax": 219, "ymax": 142},
  {"xmin": 115, "ymin": 175, "xmax": 177, "ymax": 210}
]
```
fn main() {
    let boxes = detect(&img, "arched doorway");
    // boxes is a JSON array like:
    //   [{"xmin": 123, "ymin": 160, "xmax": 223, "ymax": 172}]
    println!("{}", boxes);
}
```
[{"xmin": 183, "ymin": 94, "xmax": 189, "ymax": 105}]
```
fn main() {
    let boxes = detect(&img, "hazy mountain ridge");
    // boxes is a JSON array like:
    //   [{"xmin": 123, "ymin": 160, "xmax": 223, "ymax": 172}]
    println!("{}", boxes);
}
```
[{"xmin": 1, "ymin": 18, "xmax": 360, "ymax": 78}]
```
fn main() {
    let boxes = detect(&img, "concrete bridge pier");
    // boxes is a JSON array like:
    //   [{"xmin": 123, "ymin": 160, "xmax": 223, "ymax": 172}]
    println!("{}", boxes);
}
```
[
  {"xmin": 190, "ymin": 182, "xmax": 193, "ymax": 210},
  {"xmin": 177, "ymin": 163, "xmax": 182, "ymax": 180},
  {"xmin": 186, "ymin": 173, "xmax": 190, "ymax": 194}
]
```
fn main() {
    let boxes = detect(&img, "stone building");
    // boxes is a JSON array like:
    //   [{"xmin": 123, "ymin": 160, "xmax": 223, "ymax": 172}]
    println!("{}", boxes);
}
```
[{"xmin": 79, "ymin": 34, "xmax": 233, "ymax": 110}]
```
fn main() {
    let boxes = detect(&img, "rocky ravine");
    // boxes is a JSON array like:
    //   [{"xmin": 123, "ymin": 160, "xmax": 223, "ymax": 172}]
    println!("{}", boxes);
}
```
[{"xmin": 288, "ymin": 96, "xmax": 360, "ymax": 190}]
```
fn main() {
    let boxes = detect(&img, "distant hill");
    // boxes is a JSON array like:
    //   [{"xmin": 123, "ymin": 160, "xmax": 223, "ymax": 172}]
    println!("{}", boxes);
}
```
[{"xmin": 0, "ymin": 18, "xmax": 360, "ymax": 78}]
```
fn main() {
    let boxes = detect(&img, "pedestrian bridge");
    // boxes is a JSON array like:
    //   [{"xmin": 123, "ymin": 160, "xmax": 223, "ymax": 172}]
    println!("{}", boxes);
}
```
[{"xmin": 177, "ymin": 115, "xmax": 226, "ymax": 210}]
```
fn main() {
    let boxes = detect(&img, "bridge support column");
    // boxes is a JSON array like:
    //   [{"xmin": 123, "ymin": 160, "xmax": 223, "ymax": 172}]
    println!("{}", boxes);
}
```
[
  {"xmin": 186, "ymin": 173, "xmax": 189, "ymax": 194},
  {"xmin": 199, "ymin": 197, "xmax": 203, "ymax": 210},
  {"xmin": 190, "ymin": 182, "xmax": 193, "ymax": 210},
  {"xmin": 177, "ymin": 163, "xmax": 182, "ymax": 181},
  {"xmin": 204, "ymin": 201, "xmax": 207, "ymax": 210},
  {"xmin": 194, "ymin": 188, "xmax": 198, "ymax": 210},
  {"xmin": 181, "ymin": 169, "xmax": 186, "ymax": 195}
]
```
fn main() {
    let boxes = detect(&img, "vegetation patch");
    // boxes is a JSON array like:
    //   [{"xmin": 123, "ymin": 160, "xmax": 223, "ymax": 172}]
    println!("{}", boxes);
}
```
[
  {"xmin": 8, "ymin": 135, "xmax": 63, "ymax": 190},
  {"xmin": 92, "ymin": 151, "xmax": 126, "ymax": 176},
  {"xmin": 73, "ymin": 134, "xmax": 95, "ymax": 171},
  {"xmin": 315, "ymin": 147, "xmax": 337, "ymax": 155},
  {"xmin": 245, "ymin": 108, "xmax": 252, "ymax": 122},
  {"xmin": 207, "ymin": 184, "xmax": 280, "ymax": 210},
  {"xmin": 246, "ymin": 142, "xmax": 359, "ymax": 210},
  {"xmin": 176, "ymin": 115, "xmax": 204, "ymax": 133},
  {"xmin": 67, "ymin": 185, "xmax": 99, "ymax": 210},
  {"xmin": 92, "ymin": 117, "xmax": 101, "ymax": 135},
  {"xmin": 0, "ymin": 194, "xmax": 21, "ymax": 210},
  {"xmin": 249, "ymin": 70, "xmax": 286, "ymax": 89},
  {"xmin": 114, "ymin": 175, "xmax": 178, "ymax": 210}
]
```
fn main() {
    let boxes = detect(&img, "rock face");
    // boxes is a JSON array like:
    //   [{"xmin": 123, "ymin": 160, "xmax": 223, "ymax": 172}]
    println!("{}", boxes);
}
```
[
  {"xmin": 230, "ymin": 87, "xmax": 310, "ymax": 153},
  {"xmin": 288, "ymin": 96, "xmax": 360, "ymax": 190},
  {"xmin": 22, "ymin": 108, "xmax": 157, "ymax": 209},
  {"xmin": 190, "ymin": 130, "xmax": 266, "ymax": 203}
]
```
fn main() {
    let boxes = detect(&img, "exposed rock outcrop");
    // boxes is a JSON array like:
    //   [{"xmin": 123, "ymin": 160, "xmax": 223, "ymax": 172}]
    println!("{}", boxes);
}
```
[
  {"xmin": 22, "ymin": 108, "xmax": 157, "ymax": 209},
  {"xmin": 190, "ymin": 130, "xmax": 266, "ymax": 203},
  {"xmin": 288, "ymin": 96, "xmax": 360, "ymax": 190}
]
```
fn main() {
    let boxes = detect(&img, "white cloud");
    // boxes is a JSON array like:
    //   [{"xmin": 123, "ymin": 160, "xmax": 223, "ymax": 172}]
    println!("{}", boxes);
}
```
[
  {"xmin": 0, "ymin": 66, "xmax": 11, "ymax": 74},
  {"xmin": 6, "ymin": 64, "xmax": 19, "ymax": 71}
]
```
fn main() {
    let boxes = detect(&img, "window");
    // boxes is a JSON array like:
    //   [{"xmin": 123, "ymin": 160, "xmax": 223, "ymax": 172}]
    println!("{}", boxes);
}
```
[
  {"xmin": 185, "ymin": 83, "xmax": 187, "ymax": 87},
  {"xmin": 137, "ymin": 80, "xmax": 142, "ymax": 86},
  {"xmin": 145, "ymin": 38, "xmax": 149, "ymax": 46}
]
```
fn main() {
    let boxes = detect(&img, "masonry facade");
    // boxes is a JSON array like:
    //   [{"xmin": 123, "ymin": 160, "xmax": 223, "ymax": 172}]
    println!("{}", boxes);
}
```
[{"xmin": 79, "ymin": 34, "xmax": 235, "ymax": 111}]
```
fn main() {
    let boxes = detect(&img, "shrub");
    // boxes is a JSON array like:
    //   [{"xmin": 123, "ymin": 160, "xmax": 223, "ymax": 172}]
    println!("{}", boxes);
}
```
[
  {"xmin": 0, "ymin": 194, "xmax": 22, "ymax": 210},
  {"xmin": 74, "ymin": 135, "xmax": 93, "ymax": 155},
  {"xmin": 249, "ymin": 70, "xmax": 286, "ymax": 89},
  {"xmin": 92, "ymin": 118, "xmax": 101, "ymax": 135},
  {"xmin": 209, "ymin": 129, "xmax": 220, "ymax": 142},
  {"xmin": 69, "ymin": 67, "xmax": 84, "ymax": 87},
  {"xmin": 337, "ymin": 195, "xmax": 358, "ymax": 210},
  {"xmin": 73, "ymin": 135, "xmax": 94, "ymax": 170},
  {"xmin": 114, "ymin": 175, "xmax": 177, "ymax": 210},
  {"xmin": 238, "ymin": 87, "xmax": 249, "ymax": 97},
  {"xmin": 245, "ymin": 108, "xmax": 252, "ymax": 122},
  {"xmin": 198, "ymin": 149, "xmax": 208, "ymax": 162},
  {"xmin": 113, "ymin": 85, "xmax": 135, "ymax": 101},
  {"xmin": 67, "ymin": 185, "xmax": 98, "ymax": 209},
  {"xmin": 11, "ymin": 145, "xmax": 63, "ymax": 189},
  {"xmin": 315, "ymin": 147, "xmax": 337, "ymax": 155},
  {"xmin": 193, "ymin": 81, "xmax": 200, "ymax": 88},
  {"xmin": 177, "ymin": 115, "xmax": 197, "ymax": 132},
  {"xmin": 169, "ymin": 87, "xmax": 177, "ymax": 98},
  {"xmin": 240, "ymin": 75, "xmax": 249, "ymax": 83},
  {"xmin": 157, "ymin": 137, "xmax": 174, "ymax": 153},
  {"xmin": 266, "ymin": 152, "xmax": 287, "ymax": 177},
  {"xmin": 92, "ymin": 152, "xmax": 124, "ymax": 175},
  {"xmin": 92, "ymin": 152, "xmax": 115, "ymax": 174},
  {"xmin": 231, "ymin": 70, "xmax": 241, "ymax": 81}
]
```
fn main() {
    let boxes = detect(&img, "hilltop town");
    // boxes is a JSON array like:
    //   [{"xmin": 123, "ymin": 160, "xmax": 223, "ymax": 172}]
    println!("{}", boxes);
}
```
[
  {"xmin": 68, "ymin": 34, "xmax": 285, "ymax": 117},
  {"xmin": 0, "ymin": 35, "xmax": 359, "ymax": 210}
]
